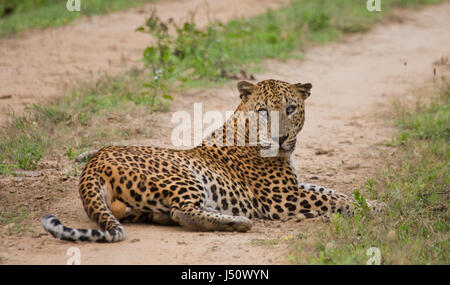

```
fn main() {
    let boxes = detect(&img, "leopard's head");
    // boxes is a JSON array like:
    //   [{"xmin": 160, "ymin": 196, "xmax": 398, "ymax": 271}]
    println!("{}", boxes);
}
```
[{"xmin": 236, "ymin": 79, "xmax": 312, "ymax": 155}]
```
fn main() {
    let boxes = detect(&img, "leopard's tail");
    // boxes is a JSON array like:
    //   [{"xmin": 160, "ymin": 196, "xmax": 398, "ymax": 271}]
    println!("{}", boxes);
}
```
[{"xmin": 41, "ymin": 214, "xmax": 125, "ymax": 242}]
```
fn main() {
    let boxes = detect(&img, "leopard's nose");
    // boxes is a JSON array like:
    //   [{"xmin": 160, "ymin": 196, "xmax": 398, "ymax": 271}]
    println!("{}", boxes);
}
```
[{"xmin": 273, "ymin": 135, "xmax": 288, "ymax": 145}]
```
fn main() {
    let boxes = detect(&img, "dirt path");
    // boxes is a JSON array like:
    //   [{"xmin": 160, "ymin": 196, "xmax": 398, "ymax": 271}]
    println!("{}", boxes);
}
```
[
  {"xmin": 0, "ymin": 0, "xmax": 289, "ymax": 125},
  {"xmin": 1, "ymin": 2, "xmax": 450, "ymax": 264}
]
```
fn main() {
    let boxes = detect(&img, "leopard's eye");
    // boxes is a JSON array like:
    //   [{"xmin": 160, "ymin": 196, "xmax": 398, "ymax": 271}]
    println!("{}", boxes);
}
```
[
  {"xmin": 258, "ymin": 108, "xmax": 268, "ymax": 118},
  {"xmin": 286, "ymin": 105, "xmax": 297, "ymax": 115}
]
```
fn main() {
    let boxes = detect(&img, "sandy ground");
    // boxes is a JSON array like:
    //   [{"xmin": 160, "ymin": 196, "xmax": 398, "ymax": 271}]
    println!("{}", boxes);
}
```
[{"xmin": 0, "ymin": 1, "xmax": 449, "ymax": 264}]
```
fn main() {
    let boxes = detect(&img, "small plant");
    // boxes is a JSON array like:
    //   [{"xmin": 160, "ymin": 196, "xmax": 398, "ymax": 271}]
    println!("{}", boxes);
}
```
[
  {"xmin": 353, "ymin": 189, "xmax": 370, "ymax": 214},
  {"xmin": 66, "ymin": 147, "xmax": 75, "ymax": 160},
  {"xmin": 16, "ymin": 142, "xmax": 43, "ymax": 170},
  {"xmin": 330, "ymin": 213, "xmax": 343, "ymax": 233},
  {"xmin": 137, "ymin": 10, "xmax": 228, "ymax": 81},
  {"xmin": 140, "ymin": 71, "xmax": 173, "ymax": 112},
  {"xmin": 364, "ymin": 178, "xmax": 379, "ymax": 200},
  {"xmin": 0, "ymin": 155, "xmax": 14, "ymax": 175}
]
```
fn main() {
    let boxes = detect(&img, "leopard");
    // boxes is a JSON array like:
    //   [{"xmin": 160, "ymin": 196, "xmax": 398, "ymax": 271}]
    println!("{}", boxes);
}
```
[{"xmin": 42, "ymin": 79, "xmax": 383, "ymax": 242}]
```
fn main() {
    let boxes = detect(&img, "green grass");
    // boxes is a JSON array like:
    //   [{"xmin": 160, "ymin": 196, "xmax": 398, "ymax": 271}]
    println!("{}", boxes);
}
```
[
  {"xmin": 396, "ymin": 96, "xmax": 450, "ymax": 142},
  {"xmin": 287, "ymin": 81, "xmax": 449, "ymax": 265},
  {"xmin": 0, "ymin": 0, "xmax": 156, "ymax": 38}
]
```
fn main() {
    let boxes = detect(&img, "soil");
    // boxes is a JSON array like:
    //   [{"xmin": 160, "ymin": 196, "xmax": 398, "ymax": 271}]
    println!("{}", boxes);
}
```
[{"xmin": 0, "ymin": 1, "xmax": 449, "ymax": 264}]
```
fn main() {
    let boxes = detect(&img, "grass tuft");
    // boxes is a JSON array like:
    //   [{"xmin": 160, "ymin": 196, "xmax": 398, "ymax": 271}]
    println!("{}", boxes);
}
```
[{"xmin": 0, "ymin": 116, "xmax": 47, "ymax": 173}]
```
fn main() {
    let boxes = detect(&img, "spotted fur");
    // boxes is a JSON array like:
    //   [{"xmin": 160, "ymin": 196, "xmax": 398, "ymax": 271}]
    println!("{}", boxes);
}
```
[{"xmin": 42, "ymin": 79, "xmax": 383, "ymax": 242}]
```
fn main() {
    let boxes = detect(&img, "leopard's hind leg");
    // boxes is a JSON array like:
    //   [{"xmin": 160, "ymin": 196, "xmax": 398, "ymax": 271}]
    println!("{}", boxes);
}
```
[
  {"xmin": 168, "ymin": 182, "xmax": 251, "ymax": 232},
  {"xmin": 42, "ymin": 175, "xmax": 125, "ymax": 242},
  {"xmin": 111, "ymin": 199, "xmax": 177, "ymax": 226}
]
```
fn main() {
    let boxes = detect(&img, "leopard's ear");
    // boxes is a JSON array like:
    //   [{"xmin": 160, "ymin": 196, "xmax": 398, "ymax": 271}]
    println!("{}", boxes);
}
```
[
  {"xmin": 293, "ymin": 83, "xmax": 312, "ymax": 100},
  {"xmin": 237, "ymin": 81, "xmax": 255, "ymax": 102}
]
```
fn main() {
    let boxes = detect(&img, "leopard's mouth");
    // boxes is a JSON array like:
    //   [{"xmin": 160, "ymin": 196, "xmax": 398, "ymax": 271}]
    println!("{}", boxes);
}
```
[
  {"xmin": 259, "ymin": 139, "xmax": 294, "ymax": 150},
  {"xmin": 283, "ymin": 140, "xmax": 296, "ymax": 151},
  {"xmin": 259, "ymin": 142, "xmax": 295, "ymax": 157}
]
